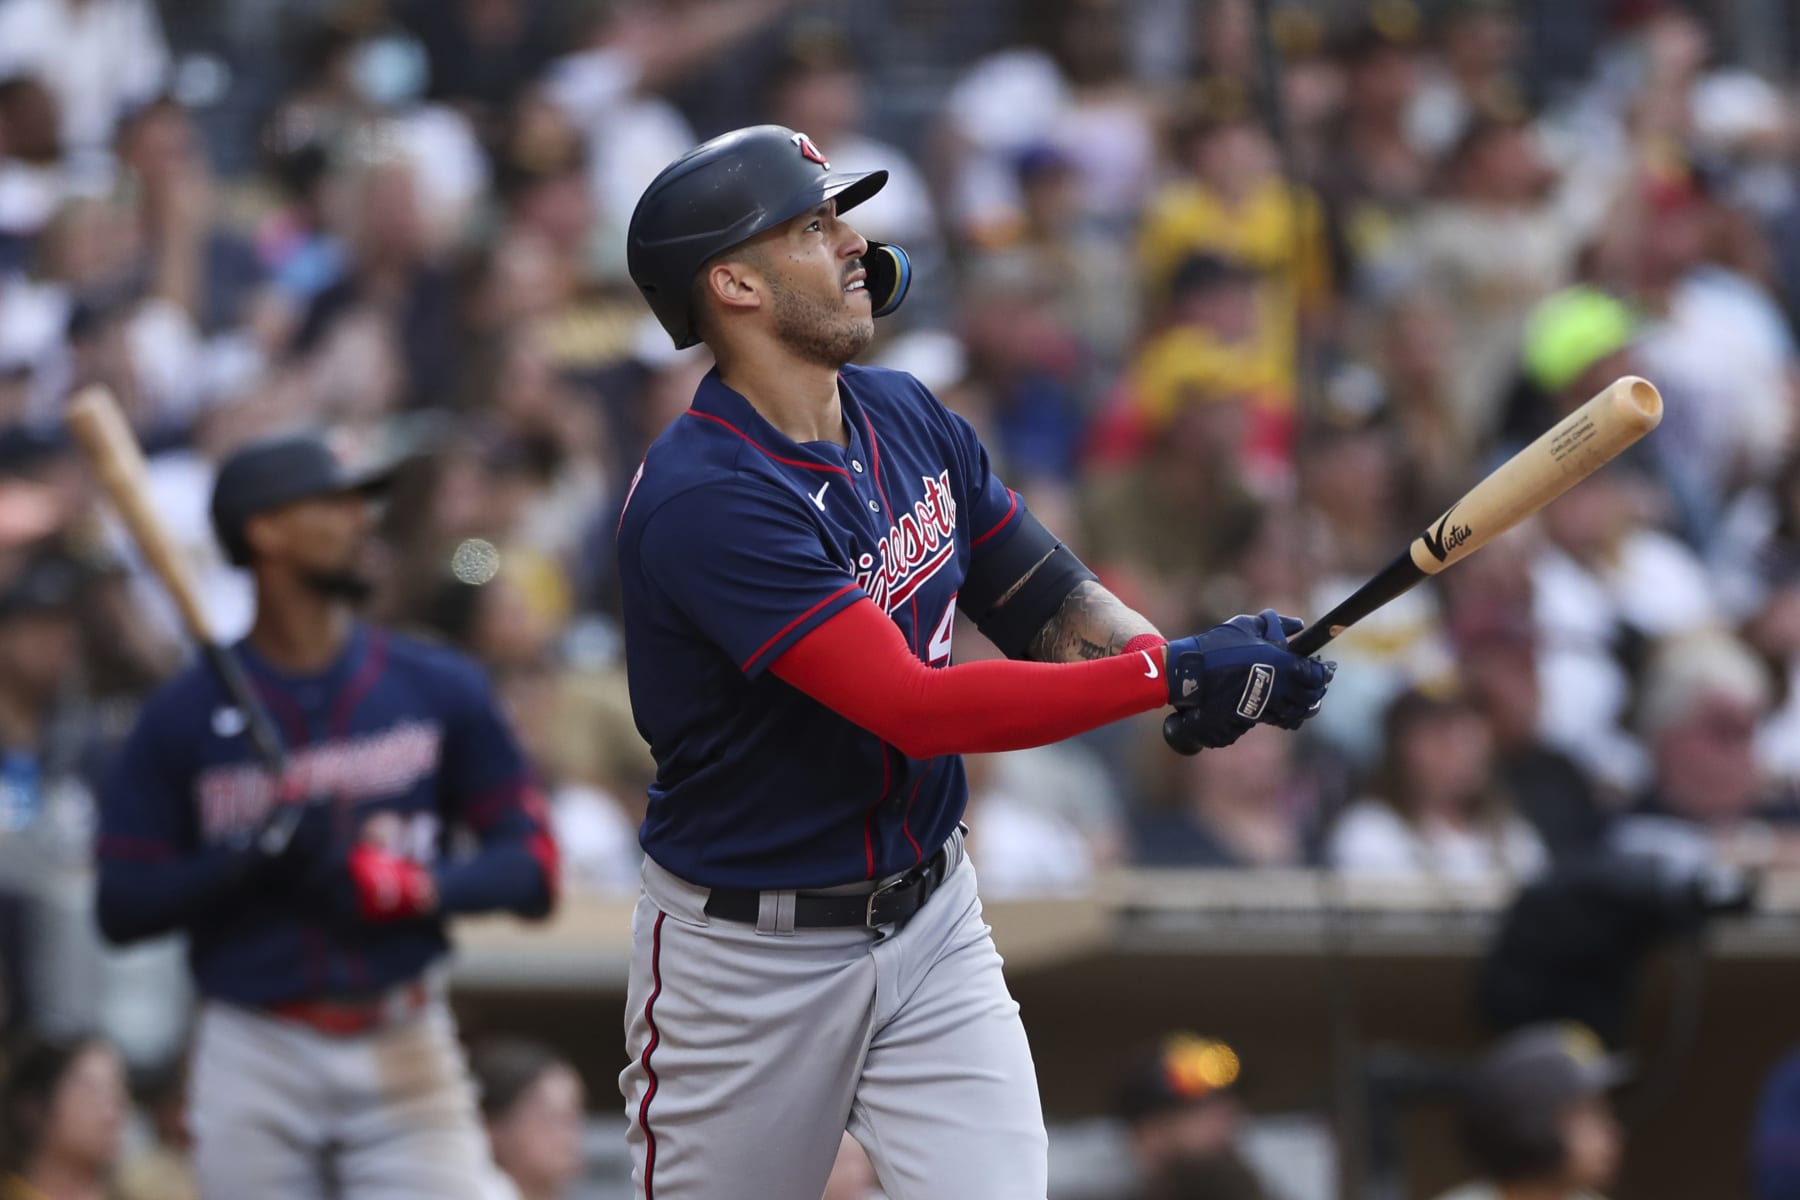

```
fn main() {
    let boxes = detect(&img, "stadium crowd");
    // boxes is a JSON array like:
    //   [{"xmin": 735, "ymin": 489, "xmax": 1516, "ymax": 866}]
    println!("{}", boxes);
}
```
[{"xmin": 3, "ymin": 0, "xmax": 1800, "ymax": 1196}]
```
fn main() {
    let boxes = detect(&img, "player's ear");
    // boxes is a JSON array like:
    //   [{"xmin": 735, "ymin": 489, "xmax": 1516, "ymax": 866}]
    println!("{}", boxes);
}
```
[
  {"xmin": 243, "ymin": 511, "xmax": 283, "ymax": 564},
  {"xmin": 703, "ymin": 254, "xmax": 765, "ymax": 316}
]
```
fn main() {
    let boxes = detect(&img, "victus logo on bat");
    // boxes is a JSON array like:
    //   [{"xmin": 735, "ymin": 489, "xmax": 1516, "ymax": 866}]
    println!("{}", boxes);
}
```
[{"xmin": 1420, "ymin": 506, "xmax": 1474, "ymax": 562}]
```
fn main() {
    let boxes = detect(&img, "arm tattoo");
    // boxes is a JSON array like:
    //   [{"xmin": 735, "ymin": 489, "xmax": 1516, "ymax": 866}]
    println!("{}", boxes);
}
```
[{"xmin": 1026, "ymin": 579, "xmax": 1161, "ymax": 664}]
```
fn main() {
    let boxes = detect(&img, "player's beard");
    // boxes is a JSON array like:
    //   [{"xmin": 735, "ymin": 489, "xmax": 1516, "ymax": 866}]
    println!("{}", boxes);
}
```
[
  {"xmin": 768, "ymin": 269, "xmax": 873, "ymax": 368},
  {"xmin": 299, "ymin": 567, "xmax": 376, "ymax": 606}
]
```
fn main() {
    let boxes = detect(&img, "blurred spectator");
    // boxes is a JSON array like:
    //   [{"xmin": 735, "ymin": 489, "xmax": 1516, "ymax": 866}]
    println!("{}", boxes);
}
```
[
  {"xmin": 1610, "ymin": 631, "xmax": 1800, "ymax": 875},
  {"xmin": 1449, "ymin": 574, "xmax": 1611, "ymax": 863},
  {"xmin": 1623, "ymin": 177, "xmax": 1798, "ymax": 525},
  {"xmin": 0, "ymin": 1032, "xmax": 128, "ymax": 1200},
  {"xmin": 1407, "ymin": 0, "xmax": 1525, "ymax": 159},
  {"xmin": 760, "ymin": 24, "xmax": 941, "ymax": 277},
  {"xmin": 1081, "ymin": 355, "xmax": 1262, "ymax": 634},
  {"xmin": 0, "ymin": 553, "xmax": 103, "ymax": 855},
  {"xmin": 954, "ymin": 253, "xmax": 1086, "ymax": 496},
  {"xmin": 1432, "ymin": 1022, "xmax": 1626, "ymax": 1200},
  {"xmin": 1754, "ymin": 1046, "xmax": 1800, "ymax": 1200},
  {"xmin": 1131, "ymin": 725, "xmax": 1318, "ymax": 869},
  {"xmin": 1136, "ymin": 87, "xmax": 1331, "ymax": 408},
  {"xmin": 114, "ymin": 97, "xmax": 266, "ymax": 341},
  {"xmin": 0, "ymin": 0, "xmax": 168, "ymax": 181},
  {"xmin": 470, "ymin": 1036, "xmax": 586, "ymax": 1200},
  {"xmin": 1116, "ymin": 1033, "xmax": 1273, "ymax": 1200},
  {"xmin": 1530, "ymin": 466, "xmax": 1718, "ymax": 792},
  {"xmin": 1297, "ymin": 411, "xmax": 1453, "ymax": 762},
  {"xmin": 938, "ymin": 0, "xmax": 1159, "ymax": 245},
  {"xmin": 821, "ymin": 1132, "xmax": 882, "ymax": 1200},
  {"xmin": 1320, "ymin": 22, "xmax": 1431, "ymax": 298},
  {"xmin": 1327, "ymin": 686, "xmax": 1548, "ymax": 881},
  {"xmin": 0, "ymin": 77, "xmax": 67, "ymax": 264},
  {"xmin": 1009, "ymin": 143, "xmax": 1139, "ymax": 369},
  {"xmin": 294, "ymin": 148, "xmax": 455, "ymax": 412},
  {"xmin": 396, "ymin": 0, "xmax": 566, "ymax": 128},
  {"xmin": 1402, "ymin": 114, "xmax": 1604, "ymax": 446},
  {"xmin": 113, "ymin": 1062, "xmax": 196, "ymax": 1200},
  {"xmin": 961, "ymin": 751, "xmax": 1099, "ymax": 898}
]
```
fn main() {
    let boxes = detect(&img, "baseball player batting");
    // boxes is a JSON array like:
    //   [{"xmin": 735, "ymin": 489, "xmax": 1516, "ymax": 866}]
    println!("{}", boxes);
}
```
[
  {"xmin": 92, "ymin": 432, "xmax": 560, "ymax": 1200},
  {"xmin": 615, "ymin": 125, "xmax": 1335, "ymax": 1199}
]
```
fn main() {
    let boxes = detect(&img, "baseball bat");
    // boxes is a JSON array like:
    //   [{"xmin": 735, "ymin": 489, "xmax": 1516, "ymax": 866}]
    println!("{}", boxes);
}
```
[
  {"xmin": 1289, "ymin": 374, "xmax": 1663, "ymax": 657},
  {"xmin": 66, "ymin": 387, "xmax": 299, "ymax": 847}
]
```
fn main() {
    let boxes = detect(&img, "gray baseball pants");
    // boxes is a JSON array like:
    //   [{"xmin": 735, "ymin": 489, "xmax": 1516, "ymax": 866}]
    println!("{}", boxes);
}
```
[
  {"xmin": 189, "ymin": 993, "xmax": 503, "ymax": 1200},
  {"xmin": 619, "ymin": 829, "xmax": 1050, "ymax": 1199}
]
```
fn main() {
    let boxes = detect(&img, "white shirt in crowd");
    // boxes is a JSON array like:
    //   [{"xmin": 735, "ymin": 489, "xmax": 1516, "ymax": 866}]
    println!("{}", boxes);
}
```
[
  {"xmin": 0, "ymin": 0, "xmax": 168, "ymax": 173},
  {"xmin": 1327, "ymin": 799, "xmax": 1549, "ymax": 882},
  {"xmin": 1531, "ymin": 531, "xmax": 1718, "ymax": 792}
]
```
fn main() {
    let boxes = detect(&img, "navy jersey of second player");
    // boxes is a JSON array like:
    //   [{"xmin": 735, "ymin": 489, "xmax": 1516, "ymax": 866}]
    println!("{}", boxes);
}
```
[
  {"xmin": 617, "ymin": 363, "xmax": 1027, "ymax": 889},
  {"xmin": 96, "ymin": 627, "xmax": 545, "ymax": 1005}
]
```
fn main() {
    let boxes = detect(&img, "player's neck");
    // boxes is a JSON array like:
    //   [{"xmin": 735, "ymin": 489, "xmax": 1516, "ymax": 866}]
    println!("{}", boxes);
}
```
[
  {"xmin": 719, "ymin": 350, "xmax": 847, "ymax": 447},
  {"xmin": 248, "ymin": 590, "xmax": 355, "ymax": 675}
]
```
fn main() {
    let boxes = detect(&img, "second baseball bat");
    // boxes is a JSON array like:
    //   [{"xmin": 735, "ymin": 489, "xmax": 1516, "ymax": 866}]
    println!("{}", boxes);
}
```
[
  {"xmin": 1288, "ymin": 374, "xmax": 1663, "ymax": 657},
  {"xmin": 65, "ymin": 388, "xmax": 298, "ymax": 845}
]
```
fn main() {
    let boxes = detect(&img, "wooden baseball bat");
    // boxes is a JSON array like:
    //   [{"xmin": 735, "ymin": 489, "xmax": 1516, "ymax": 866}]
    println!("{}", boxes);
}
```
[
  {"xmin": 1288, "ymin": 374, "xmax": 1664, "ymax": 657},
  {"xmin": 66, "ymin": 388, "xmax": 295, "ymax": 826}
]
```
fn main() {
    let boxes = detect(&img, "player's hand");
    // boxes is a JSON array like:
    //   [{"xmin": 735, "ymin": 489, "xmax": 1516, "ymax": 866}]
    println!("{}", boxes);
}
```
[
  {"xmin": 341, "ymin": 844, "xmax": 439, "ymax": 922},
  {"xmin": 232, "ymin": 799, "xmax": 333, "ymax": 892},
  {"xmin": 1160, "ymin": 610, "xmax": 1336, "ymax": 755}
]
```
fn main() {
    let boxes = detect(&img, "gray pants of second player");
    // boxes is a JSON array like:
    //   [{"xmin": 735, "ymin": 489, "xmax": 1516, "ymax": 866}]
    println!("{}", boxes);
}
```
[
  {"xmin": 620, "ymin": 830, "xmax": 1049, "ymax": 1199},
  {"xmin": 189, "ymin": 990, "xmax": 504, "ymax": 1200}
]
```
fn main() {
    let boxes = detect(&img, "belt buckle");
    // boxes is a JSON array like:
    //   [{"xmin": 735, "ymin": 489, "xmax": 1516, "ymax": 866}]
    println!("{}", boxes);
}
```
[{"xmin": 865, "ymin": 875, "xmax": 909, "ymax": 929}]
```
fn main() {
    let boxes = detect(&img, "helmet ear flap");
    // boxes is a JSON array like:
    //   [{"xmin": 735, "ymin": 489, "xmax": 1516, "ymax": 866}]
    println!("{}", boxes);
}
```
[{"xmin": 863, "ymin": 242, "xmax": 911, "ymax": 319}]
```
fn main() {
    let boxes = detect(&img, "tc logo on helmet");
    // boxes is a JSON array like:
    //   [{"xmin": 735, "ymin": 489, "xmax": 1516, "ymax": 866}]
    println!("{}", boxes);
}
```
[{"xmin": 791, "ymin": 131, "xmax": 829, "ymax": 169}]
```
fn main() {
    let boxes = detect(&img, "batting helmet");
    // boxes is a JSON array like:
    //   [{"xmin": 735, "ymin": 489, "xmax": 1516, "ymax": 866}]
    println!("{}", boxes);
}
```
[{"xmin": 627, "ymin": 124, "xmax": 911, "ymax": 349}]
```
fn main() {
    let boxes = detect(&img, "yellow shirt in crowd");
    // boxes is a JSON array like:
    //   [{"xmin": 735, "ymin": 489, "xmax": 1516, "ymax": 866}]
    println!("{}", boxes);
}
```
[{"xmin": 1136, "ymin": 176, "xmax": 1332, "ymax": 405}]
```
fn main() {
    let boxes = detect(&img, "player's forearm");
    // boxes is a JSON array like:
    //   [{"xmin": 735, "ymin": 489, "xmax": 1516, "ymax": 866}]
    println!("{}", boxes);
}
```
[
  {"xmin": 773, "ymin": 599, "xmax": 1166, "ymax": 759},
  {"xmin": 433, "ymin": 834, "xmax": 558, "ymax": 919},
  {"xmin": 94, "ymin": 849, "xmax": 252, "ymax": 944},
  {"xmin": 1025, "ymin": 579, "xmax": 1162, "ymax": 663}
]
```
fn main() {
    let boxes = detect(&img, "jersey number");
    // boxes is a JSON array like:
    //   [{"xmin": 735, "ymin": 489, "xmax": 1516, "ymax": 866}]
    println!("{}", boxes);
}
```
[{"xmin": 927, "ymin": 596, "xmax": 956, "ymax": 667}]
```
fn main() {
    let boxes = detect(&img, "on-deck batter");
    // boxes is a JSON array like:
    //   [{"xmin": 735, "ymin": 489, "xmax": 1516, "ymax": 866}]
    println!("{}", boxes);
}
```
[
  {"xmin": 614, "ymin": 125, "xmax": 1336, "ymax": 1199},
  {"xmin": 94, "ymin": 432, "xmax": 560, "ymax": 1200}
]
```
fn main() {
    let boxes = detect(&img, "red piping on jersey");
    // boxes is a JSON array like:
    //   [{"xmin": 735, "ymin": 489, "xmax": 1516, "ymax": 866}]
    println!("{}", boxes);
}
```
[
  {"xmin": 971, "ymin": 489, "xmax": 1020, "ymax": 549},
  {"xmin": 328, "ymin": 631, "xmax": 389, "ymax": 738},
  {"xmin": 901, "ymin": 776, "xmax": 924, "ymax": 865},
  {"xmin": 864, "ymin": 745, "xmax": 892, "ymax": 879},
  {"xmin": 464, "ymin": 773, "xmax": 530, "ymax": 833},
  {"xmin": 772, "ymin": 598, "xmax": 1168, "ymax": 760},
  {"xmin": 638, "ymin": 911, "xmax": 667, "ymax": 1198},
  {"xmin": 326, "ymin": 631, "xmax": 387, "ymax": 989},
  {"xmin": 739, "ymin": 583, "xmax": 860, "ymax": 673},
  {"xmin": 95, "ymin": 835, "xmax": 174, "ymax": 862},
  {"xmin": 684, "ymin": 409, "xmax": 853, "ymax": 479},
  {"xmin": 859, "ymin": 408, "xmax": 896, "ymax": 522}
]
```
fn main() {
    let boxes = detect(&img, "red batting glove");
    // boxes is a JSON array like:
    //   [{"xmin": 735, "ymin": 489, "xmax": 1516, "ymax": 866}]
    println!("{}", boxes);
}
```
[{"xmin": 345, "ymin": 843, "xmax": 438, "ymax": 921}]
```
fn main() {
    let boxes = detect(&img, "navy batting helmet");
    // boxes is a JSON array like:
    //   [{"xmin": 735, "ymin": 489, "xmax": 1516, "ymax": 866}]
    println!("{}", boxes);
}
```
[{"xmin": 627, "ymin": 124, "xmax": 911, "ymax": 349}]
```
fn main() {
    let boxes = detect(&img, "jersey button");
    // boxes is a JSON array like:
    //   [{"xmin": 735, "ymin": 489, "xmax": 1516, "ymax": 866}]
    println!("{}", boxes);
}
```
[
  {"xmin": 852, "ymin": 460, "xmax": 864, "ymax": 473},
  {"xmin": 869, "ymin": 499, "xmax": 880, "ymax": 512}
]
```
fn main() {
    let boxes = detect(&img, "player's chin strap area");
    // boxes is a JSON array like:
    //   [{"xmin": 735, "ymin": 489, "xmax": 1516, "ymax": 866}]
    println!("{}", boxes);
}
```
[{"xmin": 864, "ymin": 242, "xmax": 911, "ymax": 319}]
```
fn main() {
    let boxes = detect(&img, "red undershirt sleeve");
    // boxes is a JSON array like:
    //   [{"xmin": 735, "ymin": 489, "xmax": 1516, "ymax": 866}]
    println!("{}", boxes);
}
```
[{"xmin": 771, "ymin": 598, "xmax": 1168, "ymax": 759}]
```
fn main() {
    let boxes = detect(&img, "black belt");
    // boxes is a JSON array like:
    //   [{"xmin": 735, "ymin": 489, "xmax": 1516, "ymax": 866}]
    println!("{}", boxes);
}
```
[{"xmin": 704, "ymin": 843, "xmax": 952, "ymax": 930}]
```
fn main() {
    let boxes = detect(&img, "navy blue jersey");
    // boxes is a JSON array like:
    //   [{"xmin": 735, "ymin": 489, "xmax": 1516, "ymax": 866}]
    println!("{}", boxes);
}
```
[
  {"xmin": 95, "ymin": 626, "xmax": 554, "ymax": 1006},
  {"xmin": 616, "ymin": 364, "xmax": 1028, "ymax": 889}
]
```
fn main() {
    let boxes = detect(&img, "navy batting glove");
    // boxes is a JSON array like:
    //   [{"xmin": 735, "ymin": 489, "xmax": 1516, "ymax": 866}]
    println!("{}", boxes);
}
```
[{"xmin": 1161, "ymin": 610, "xmax": 1336, "ymax": 755}]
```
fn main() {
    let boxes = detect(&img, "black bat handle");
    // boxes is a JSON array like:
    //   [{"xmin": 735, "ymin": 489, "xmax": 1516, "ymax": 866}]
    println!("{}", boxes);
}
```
[
  {"xmin": 201, "ymin": 641, "xmax": 306, "ymax": 856},
  {"xmin": 1289, "ymin": 549, "xmax": 1428, "ymax": 659}
]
